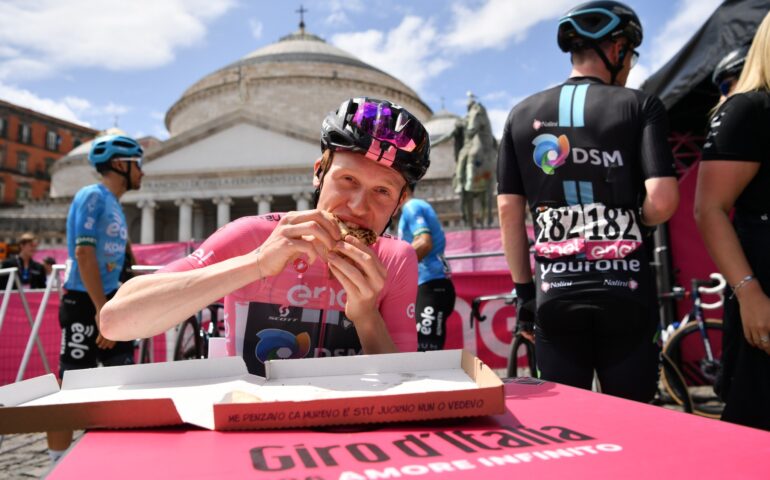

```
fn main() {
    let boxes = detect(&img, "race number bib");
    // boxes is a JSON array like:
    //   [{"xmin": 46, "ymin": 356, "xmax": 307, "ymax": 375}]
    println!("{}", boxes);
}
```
[{"xmin": 535, "ymin": 203, "xmax": 642, "ymax": 260}]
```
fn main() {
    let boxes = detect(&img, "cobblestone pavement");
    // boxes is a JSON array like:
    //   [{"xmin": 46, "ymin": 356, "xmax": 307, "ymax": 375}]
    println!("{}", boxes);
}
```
[{"xmin": 0, "ymin": 431, "xmax": 82, "ymax": 479}]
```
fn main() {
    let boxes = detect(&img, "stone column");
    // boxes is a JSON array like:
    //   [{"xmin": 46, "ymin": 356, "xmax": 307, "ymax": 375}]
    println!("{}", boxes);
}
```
[
  {"xmin": 292, "ymin": 191, "xmax": 313, "ymax": 211},
  {"xmin": 137, "ymin": 199, "xmax": 157, "ymax": 244},
  {"xmin": 212, "ymin": 196, "xmax": 232, "ymax": 228},
  {"xmin": 175, "ymin": 198, "xmax": 194, "ymax": 242},
  {"xmin": 193, "ymin": 204, "xmax": 205, "ymax": 241},
  {"xmin": 253, "ymin": 194, "xmax": 273, "ymax": 215}
]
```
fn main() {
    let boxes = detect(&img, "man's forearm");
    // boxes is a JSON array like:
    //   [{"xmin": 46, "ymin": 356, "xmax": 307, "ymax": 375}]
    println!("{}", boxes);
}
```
[
  {"xmin": 100, "ymin": 251, "xmax": 265, "ymax": 341},
  {"xmin": 498, "ymin": 195, "xmax": 533, "ymax": 284},
  {"xmin": 75, "ymin": 248, "xmax": 108, "ymax": 313},
  {"xmin": 353, "ymin": 312, "xmax": 398, "ymax": 354}
]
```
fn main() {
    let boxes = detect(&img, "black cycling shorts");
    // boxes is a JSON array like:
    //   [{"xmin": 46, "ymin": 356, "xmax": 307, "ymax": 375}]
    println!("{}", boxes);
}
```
[
  {"xmin": 59, "ymin": 290, "xmax": 135, "ymax": 377},
  {"xmin": 416, "ymin": 278, "xmax": 456, "ymax": 352},
  {"xmin": 535, "ymin": 296, "xmax": 659, "ymax": 403}
]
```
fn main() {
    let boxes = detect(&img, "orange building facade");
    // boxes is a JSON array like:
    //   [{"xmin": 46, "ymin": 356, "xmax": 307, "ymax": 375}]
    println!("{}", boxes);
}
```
[{"xmin": 0, "ymin": 100, "xmax": 98, "ymax": 206}]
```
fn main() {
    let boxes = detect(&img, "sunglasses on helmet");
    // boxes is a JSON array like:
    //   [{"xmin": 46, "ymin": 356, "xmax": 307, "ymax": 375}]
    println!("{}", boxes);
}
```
[{"xmin": 348, "ymin": 100, "xmax": 420, "ymax": 152}]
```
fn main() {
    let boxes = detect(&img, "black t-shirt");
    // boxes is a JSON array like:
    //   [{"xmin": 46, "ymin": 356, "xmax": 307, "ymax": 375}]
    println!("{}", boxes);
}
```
[
  {"xmin": 0, "ymin": 257, "xmax": 47, "ymax": 289},
  {"xmin": 702, "ymin": 91, "xmax": 770, "ymax": 214},
  {"xmin": 498, "ymin": 77, "xmax": 676, "ymax": 305}
]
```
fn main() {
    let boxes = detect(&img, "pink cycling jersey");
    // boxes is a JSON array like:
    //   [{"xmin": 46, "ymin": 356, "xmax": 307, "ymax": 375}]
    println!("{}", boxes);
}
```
[{"xmin": 161, "ymin": 213, "xmax": 418, "ymax": 376}]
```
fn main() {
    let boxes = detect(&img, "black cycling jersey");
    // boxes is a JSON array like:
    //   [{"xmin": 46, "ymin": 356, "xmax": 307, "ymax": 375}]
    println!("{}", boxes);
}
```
[
  {"xmin": 498, "ymin": 76, "xmax": 676, "ymax": 306},
  {"xmin": 702, "ymin": 91, "xmax": 770, "ymax": 214}
]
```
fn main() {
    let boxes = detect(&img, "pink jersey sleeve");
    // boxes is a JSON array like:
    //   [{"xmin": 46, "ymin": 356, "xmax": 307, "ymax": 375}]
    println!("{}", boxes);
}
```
[
  {"xmin": 377, "ymin": 237, "xmax": 419, "ymax": 352},
  {"xmin": 159, "ymin": 216, "xmax": 271, "ymax": 273}
]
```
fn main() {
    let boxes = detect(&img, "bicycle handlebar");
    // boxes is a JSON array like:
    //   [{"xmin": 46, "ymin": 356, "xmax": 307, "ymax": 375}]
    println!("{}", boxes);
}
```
[
  {"xmin": 470, "ymin": 292, "xmax": 517, "ymax": 328},
  {"xmin": 695, "ymin": 273, "xmax": 726, "ymax": 310}
]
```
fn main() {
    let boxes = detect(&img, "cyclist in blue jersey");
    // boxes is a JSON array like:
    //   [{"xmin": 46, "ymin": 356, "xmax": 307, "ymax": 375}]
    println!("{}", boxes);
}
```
[
  {"xmin": 399, "ymin": 184, "xmax": 455, "ymax": 351},
  {"xmin": 497, "ymin": 1, "xmax": 679, "ymax": 401},
  {"xmin": 47, "ymin": 134, "xmax": 144, "ymax": 463}
]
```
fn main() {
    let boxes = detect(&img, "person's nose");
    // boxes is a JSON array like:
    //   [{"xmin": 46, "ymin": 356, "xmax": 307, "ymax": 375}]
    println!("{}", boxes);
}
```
[{"xmin": 347, "ymin": 188, "xmax": 368, "ymax": 215}]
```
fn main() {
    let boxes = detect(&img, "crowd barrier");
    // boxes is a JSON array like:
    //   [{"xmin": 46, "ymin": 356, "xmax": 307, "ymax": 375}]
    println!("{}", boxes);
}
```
[
  {"xmin": 0, "ymin": 289, "xmax": 168, "ymax": 386},
  {"xmin": 1, "ymin": 229, "xmax": 522, "ymax": 385},
  {"xmin": 0, "ymin": 269, "xmax": 516, "ymax": 386}
]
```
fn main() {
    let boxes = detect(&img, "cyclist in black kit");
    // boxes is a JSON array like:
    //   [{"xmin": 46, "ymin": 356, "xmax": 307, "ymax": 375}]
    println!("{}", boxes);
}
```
[{"xmin": 497, "ymin": 1, "xmax": 679, "ymax": 401}]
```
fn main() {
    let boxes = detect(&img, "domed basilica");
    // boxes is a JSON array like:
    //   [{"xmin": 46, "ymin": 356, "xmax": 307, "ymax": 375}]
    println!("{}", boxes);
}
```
[{"xmin": 10, "ymin": 24, "xmax": 471, "ymax": 246}]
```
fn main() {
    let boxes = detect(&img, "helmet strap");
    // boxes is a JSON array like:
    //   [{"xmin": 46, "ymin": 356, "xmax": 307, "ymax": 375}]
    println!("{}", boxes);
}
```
[
  {"xmin": 109, "ymin": 161, "xmax": 134, "ymax": 191},
  {"xmin": 381, "ymin": 183, "xmax": 408, "ymax": 236},
  {"xmin": 590, "ymin": 42, "xmax": 624, "ymax": 85},
  {"xmin": 313, "ymin": 150, "xmax": 334, "ymax": 208}
]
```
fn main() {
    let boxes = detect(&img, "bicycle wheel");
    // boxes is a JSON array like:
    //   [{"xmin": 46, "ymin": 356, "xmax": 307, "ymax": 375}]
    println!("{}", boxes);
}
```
[
  {"xmin": 507, "ymin": 334, "xmax": 537, "ymax": 378},
  {"xmin": 661, "ymin": 319, "xmax": 724, "ymax": 418},
  {"xmin": 659, "ymin": 351, "xmax": 693, "ymax": 414},
  {"xmin": 174, "ymin": 317, "xmax": 203, "ymax": 361},
  {"xmin": 137, "ymin": 338, "xmax": 153, "ymax": 364}
]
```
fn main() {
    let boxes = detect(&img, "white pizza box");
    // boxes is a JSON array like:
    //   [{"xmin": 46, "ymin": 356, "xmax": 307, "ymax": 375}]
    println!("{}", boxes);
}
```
[{"xmin": 0, "ymin": 350, "xmax": 504, "ymax": 433}]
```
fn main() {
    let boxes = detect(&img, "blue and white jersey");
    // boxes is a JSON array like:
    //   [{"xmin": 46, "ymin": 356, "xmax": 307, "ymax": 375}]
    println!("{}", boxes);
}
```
[
  {"xmin": 63, "ymin": 184, "xmax": 127, "ymax": 293},
  {"xmin": 398, "ymin": 198, "xmax": 450, "ymax": 285}
]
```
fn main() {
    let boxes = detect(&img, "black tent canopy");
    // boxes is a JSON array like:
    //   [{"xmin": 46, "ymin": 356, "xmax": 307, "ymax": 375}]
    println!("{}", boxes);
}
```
[{"xmin": 641, "ymin": 0, "xmax": 770, "ymax": 136}]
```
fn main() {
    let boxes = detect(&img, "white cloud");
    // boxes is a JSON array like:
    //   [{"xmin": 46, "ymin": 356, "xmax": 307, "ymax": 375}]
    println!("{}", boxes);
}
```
[
  {"xmin": 331, "ymin": 0, "xmax": 577, "ymax": 96},
  {"xmin": 152, "ymin": 123, "xmax": 170, "ymax": 140},
  {"xmin": 626, "ymin": 63, "xmax": 652, "ymax": 90},
  {"xmin": 487, "ymin": 108, "xmax": 511, "ymax": 139},
  {"xmin": 0, "ymin": 0, "xmax": 236, "ymax": 81},
  {"xmin": 331, "ymin": 16, "xmax": 451, "ymax": 92},
  {"xmin": 444, "ymin": 0, "xmax": 574, "ymax": 52},
  {"xmin": 647, "ymin": 0, "xmax": 722, "ymax": 70},
  {"xmin": 0, "ymin": 81, "xmax": 132, "ymax": 126},
  {"xmin": 323, "ymin": 0, "xmax": 364, "ymax": 27},
  {"xmin": 624, "ymin": 0, "xmax": 721, "ymax": 88},
  {"xmin": 249, "ymin": 19, "xmax": 263, "ymax": 40},
  {"xmin": 150, "ymin": 111, "xmax": 166, "ymax": 121},
  {"xmin": 0, "ymin": 83, "xmax": 88, "ymax": 125}
]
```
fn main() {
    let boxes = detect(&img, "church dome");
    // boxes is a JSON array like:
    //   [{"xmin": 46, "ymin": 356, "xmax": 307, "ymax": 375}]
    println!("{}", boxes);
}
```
[
  {"xmin": 165, "ymin": 28, "xmax": 432, "ymax": 138},
  {"xmin": 49, "ymin": 127, "xmax": 126, "ymax": 198}
]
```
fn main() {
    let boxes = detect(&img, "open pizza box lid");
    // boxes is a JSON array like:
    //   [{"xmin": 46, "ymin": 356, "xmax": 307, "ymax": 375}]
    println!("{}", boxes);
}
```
[{"xmin": 0, "ymin": 350, "xmax": 504, "ymax": 433}]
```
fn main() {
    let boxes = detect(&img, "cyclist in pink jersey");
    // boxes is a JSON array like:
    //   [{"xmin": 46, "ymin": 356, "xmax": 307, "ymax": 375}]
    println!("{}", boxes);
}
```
[{"xmin": 100, "ymin": 98, "xmax": 431, "ymax": 375}]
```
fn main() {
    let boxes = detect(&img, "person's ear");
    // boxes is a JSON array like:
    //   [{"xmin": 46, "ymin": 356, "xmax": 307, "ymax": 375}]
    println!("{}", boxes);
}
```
[
  {"xmin": 394, "ymin": 189, "xmax": 409, "ymax": 215},
  {"xmin": 313, "ymin": 156, "xmax": 323, "ymax": 188}
]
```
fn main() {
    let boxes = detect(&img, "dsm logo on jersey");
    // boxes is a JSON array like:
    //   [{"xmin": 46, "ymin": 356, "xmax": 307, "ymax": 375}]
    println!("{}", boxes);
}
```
[
  {"xmin": 254, "ymin": 328, "xmax": 311, "ymax": 363},
  {"xmin": 533, "ymin": 133, "xmax": 625, "ymax": 174},
  {"xmin": 532, "ymin": 134, "xmax": 570, "ymax": 175}
]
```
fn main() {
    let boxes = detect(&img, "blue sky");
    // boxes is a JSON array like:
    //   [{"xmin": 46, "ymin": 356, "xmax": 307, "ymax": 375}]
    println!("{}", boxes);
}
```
[{"xmin": 0, "ymin": 0, "xmax": 722, "ymax": 140}]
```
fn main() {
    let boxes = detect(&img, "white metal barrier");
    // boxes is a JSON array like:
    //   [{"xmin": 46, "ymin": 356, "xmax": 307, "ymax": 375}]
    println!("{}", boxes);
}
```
[{"xmin": 0, "ymin": 265, "xmax": 64, "ymax": 381}]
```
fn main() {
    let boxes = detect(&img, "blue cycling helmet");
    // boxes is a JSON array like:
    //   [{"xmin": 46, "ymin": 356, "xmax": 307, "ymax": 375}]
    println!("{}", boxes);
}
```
[
  {"xmin": 557, "ymin": 1, "xmax": 642, "ymax": 85},
  {"xmin": 88, "ymin": 134, "xmax": 143, "ymax": 167}
]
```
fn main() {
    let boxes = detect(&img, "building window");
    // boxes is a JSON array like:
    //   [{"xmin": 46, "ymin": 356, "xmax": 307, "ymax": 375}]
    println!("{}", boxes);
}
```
[
  {"xmin": 17, "ymin": 151, "xmax": 28, "ymax": 173},
  {"xmin": 0, "ymin": 179, "xmax": 5, "ymax": 202},
  {"xmin": 45, "ymin": 157, "xmax": 55, "ymax": 174},
  {"xmin": 16, "ymin": 183, "xmax": 31, "ymax": 202},
  {"xmin": 18, "ymin": 123, "xmax": 31, "ymax": 144},
  {"xmin": 73, "ymin": 138, "xmax": 82, "ymax": 149},
  {"xmin": 0, "ymin": 117, "xmax": 6, "ymax": 138},
  {"xmin": 0, "ymin": 146, "xmax": 4, "ymax": 167},
  {"xmin": 45, "ymin": 130, "xmax": 61, "ymax": 151}
]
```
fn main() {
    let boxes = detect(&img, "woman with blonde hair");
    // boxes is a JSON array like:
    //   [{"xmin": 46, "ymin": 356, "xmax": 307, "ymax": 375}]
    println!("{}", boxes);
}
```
[{"xmin": 695, "ymin": 11, "xmax": 770, "ymax": 431}]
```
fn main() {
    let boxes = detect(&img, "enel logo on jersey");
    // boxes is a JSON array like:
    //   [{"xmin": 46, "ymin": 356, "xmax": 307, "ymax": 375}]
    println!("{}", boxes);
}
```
[
  {"xmin": 254, "ymin": 328, "xmax": 311, "ymax": 363},
  {"xmin": 532, "ymin": 134, "xmax": 570, "ymax": 175}
]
